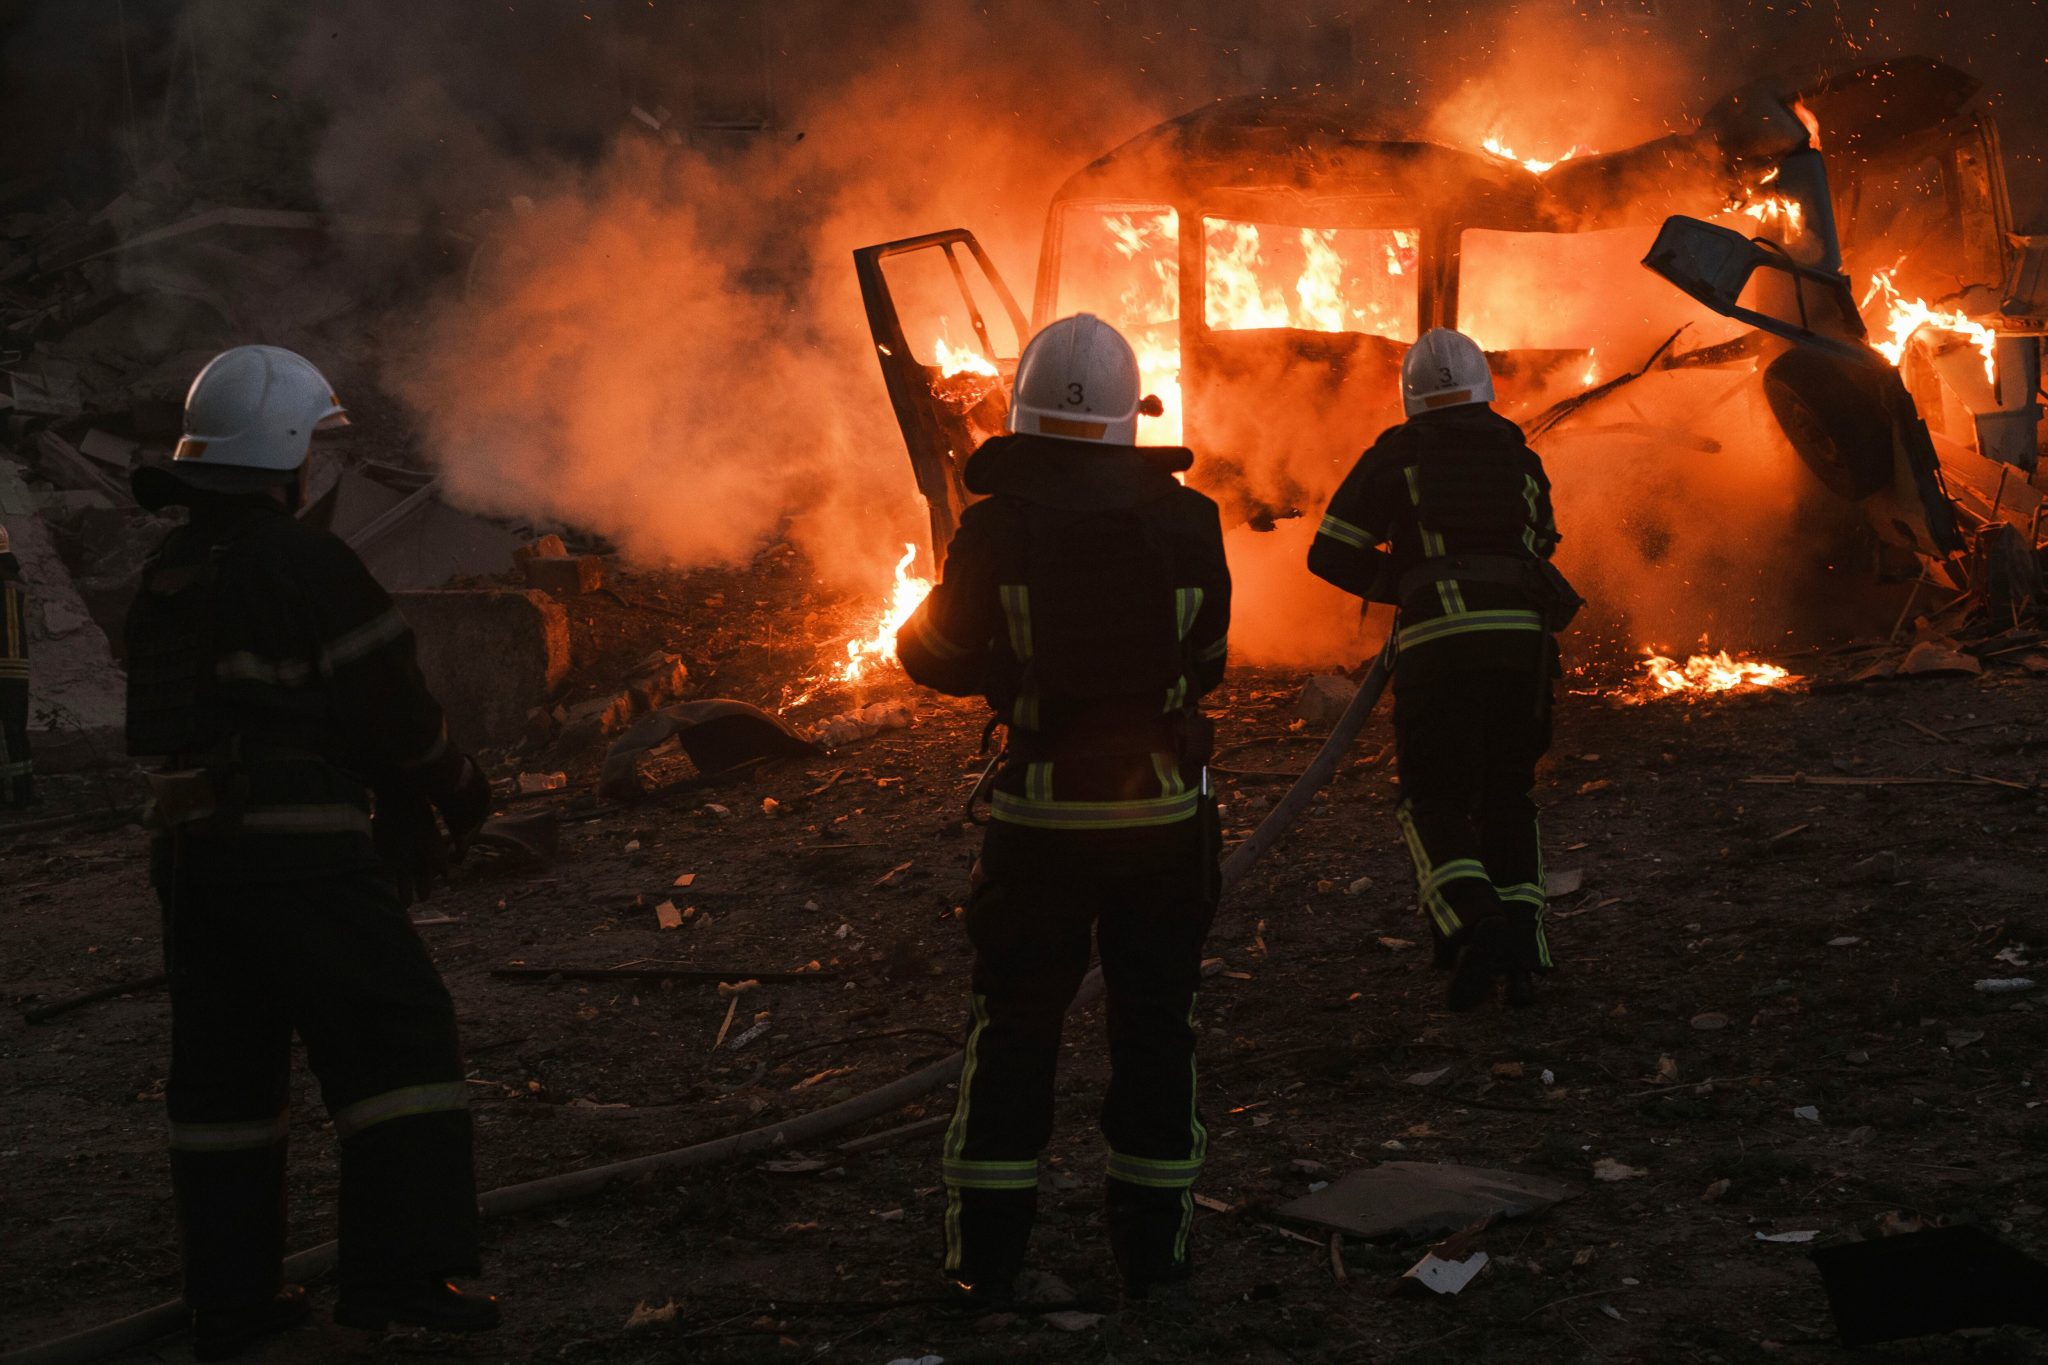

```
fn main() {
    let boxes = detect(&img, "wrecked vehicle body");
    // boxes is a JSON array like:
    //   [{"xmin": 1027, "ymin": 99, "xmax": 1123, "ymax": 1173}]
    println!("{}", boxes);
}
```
[{"xmin": 859, "ymin": 58, "xmax": 2040, "ymax": 600}]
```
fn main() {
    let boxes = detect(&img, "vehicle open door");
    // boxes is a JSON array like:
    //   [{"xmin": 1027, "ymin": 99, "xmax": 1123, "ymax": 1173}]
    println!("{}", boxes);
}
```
[
  {"xmin": 1643, "ymin": 215, "xmax": 1963, "ymax": 559},
  {"xmin": 853, "ymin": 229, "xmax": 1028, "ymax": 570}
]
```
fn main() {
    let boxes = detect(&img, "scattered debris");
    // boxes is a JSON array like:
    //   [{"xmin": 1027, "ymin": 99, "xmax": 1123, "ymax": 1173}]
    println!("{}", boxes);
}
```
[
  {"xmin": 1901, "ymin": 640, "xmax": 1983, "ymax": 677},
  {"xmin": 1756, "ymin": 1230, "xmax": 1821, "ymax": 1244},
  {"xmin": 516, "ymin": 771, "xmax": 568, "ymax": 795},
  {"xmin": 624, "ymin": 1299, "xmax": 677, "ymax": 1329},
  {"xmin": 655, "ymin": 900, "xmax": 684, "ymax": 930},
  {"xmin": 600, "ymin": 699, "xmax": 823, "ymax": 800},
  {"xmin": 1793, "ymin": 1105, "xmax": 1822, "ymax": 1123},
  {"xmin": 1592, "ymin": 1158, "xmax": 1646, "ymax": 1182},
  {"xmin": 1041, "ymin": 1311, "xmax": 1104, "ymax": 1332},
  {"xmin": 815, "ymin": 699, "xmax": 916, "ymax": 750},
  {"xmin": 1274, "ymin": 1162, "xmax": 1579, "ymax": 1241},
  {"xmin": 1295, "ymin": 674, "xmax": 1358, "ymax": 727},
  {"xmin": 1401, "ymin": 1250, "xmax": 1490, "ymax": 1296},
  {"xmin": 1544, "ymin": 868, "xmax": 1585, "ymax": 896},
  {"xmin": 1691, "ymin": 1012, "xmax": 1730, "ymax": 1031},
  {"xmin": 1974, "ymin": 978, "xmax": 2036, "ymax": 993}
]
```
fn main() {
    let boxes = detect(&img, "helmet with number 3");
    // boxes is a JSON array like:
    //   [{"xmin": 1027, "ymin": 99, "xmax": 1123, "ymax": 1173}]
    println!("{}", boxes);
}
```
[
  {"xmin": 1400, "ymin": 327, "xmax": 1495, "ymax": 417},
  {"xmin": 1008, "ymin": 313, "xmax": 1147, "ymax": 446}
]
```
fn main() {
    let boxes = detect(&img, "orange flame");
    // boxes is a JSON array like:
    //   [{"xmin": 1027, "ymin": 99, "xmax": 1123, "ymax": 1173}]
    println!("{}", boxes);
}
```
[
  {"xmin": 1740, "ymin": 193, "xmax": 1805, "ymax": 238},
  {"xmin": 934, "ymin": 335, "xmax": 999, "ymax": 379},
  {"xmin": 1636, "ymin": 648, "xmax": 1797, "ymax": 700},
  {"xmin": 834, "ymin": 542, "xmax": 933, "ymax": 683},
  {"xmin": 1480, "ymin": 134, "xmax": 1584, "ymax": 175},
  {"xmin": 1104, "ymin": 210, "xmax": 1183, "ymax": 445},
  {"xmin": 1862, "ymin": 268, "xmax": 1996, "ymax": 385}
]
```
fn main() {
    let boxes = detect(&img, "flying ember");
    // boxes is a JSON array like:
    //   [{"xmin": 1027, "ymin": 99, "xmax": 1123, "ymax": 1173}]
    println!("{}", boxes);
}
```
[
  {"xmin": 1635, "ymin": 649, "xmax": 1798, "ymax": 701},
  {"xmin": 834, "ymin": 542, "xmax": 934, "ymax": 684}
]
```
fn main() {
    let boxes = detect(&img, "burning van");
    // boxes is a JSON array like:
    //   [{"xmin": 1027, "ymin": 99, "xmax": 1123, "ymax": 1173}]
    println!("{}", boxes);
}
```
[{"xmin": 857, "ymin": 58, "xmax": 2042, "ymax": 616}]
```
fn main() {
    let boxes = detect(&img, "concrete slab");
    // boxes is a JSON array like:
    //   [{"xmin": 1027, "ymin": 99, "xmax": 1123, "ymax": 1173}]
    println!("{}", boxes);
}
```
[
  {"xmin": 393, "ymin": 588, "xmax": 570, "ymax": 752},
  {"xmin": 0, "ymin": 458, "xmax": 127, "ymax": 770}
]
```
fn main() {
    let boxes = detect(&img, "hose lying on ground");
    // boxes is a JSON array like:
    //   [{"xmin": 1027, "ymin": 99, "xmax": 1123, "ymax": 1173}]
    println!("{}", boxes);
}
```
[{"xmin": 0, "ymin": 657, "xmax": 1391, "ymax": 1365}]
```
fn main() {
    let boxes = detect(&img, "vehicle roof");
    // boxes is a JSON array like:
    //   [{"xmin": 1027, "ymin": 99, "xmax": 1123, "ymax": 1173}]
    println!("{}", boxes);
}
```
[{"xmin": 1047, "ymin": 94, "xmax": 1551, "ymax": 228}]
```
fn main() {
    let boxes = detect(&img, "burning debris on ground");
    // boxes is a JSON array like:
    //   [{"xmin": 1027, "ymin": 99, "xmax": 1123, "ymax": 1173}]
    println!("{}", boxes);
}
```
[{"xmin": 4, "ymin": 2, "xmax": 2048, "ymax": 1363}]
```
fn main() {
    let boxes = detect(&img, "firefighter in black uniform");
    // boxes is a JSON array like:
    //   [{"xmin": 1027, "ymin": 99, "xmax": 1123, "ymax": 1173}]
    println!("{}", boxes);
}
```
[
  {"xmin": 897, "ymin": 314, "xmax": 1231, "ymax": 1300},
  {"xmin": 1308, "ymin": 328, "xmax": 1575, "ymax": 1012},
  {"xmin": 0, "ymin": 523, "xmax": 31, "ymax": 806},
  {"xmin": 125, "ymin": 346, "xmax": 499, "ymax": 1359}
]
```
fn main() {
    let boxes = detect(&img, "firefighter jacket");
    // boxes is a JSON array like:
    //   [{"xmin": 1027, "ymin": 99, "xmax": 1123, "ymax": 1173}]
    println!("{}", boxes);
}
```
[
  {"xmin": 0, "ymin": 552, "xmax": 25, "ymax": 685},
  {"xmin": 897, "ymin": 434, "xmax": 1230, "ymax": 833},
  {"xmin": 125, "ymin": 494, "xmax": 462, "ymax": 880},
  {"xmin": 1308, "ymin": 405, "xmax": 1560, "ymax": 686}
]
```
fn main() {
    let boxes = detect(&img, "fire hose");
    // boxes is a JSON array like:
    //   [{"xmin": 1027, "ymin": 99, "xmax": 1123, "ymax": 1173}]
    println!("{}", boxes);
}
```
[{"xmin": 0, "ymin": 654, "xmax": 1391, "ymax": 1365}]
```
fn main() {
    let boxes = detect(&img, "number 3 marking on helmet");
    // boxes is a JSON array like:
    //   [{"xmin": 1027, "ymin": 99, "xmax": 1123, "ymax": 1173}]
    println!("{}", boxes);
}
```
[
  {"xmin": 1067, "ymin": 381, "xmax": 1085, "ymax": 405},
  {"xmin": 1437, "ymin": 366, "xmax": 1454, "ymax": 385}
]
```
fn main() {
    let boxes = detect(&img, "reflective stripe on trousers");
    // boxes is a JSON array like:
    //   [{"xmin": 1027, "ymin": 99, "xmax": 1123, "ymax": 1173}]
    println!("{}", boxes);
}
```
[{"xmin": 332, "ymin": 1081, "xmax": 471, "ymax": 1140}]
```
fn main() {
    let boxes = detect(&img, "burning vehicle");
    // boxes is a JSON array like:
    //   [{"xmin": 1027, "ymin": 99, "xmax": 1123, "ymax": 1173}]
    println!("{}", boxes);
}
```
[{"xmin": 856, "ymin": 58, "xmax": 2044, "ymax": 629}]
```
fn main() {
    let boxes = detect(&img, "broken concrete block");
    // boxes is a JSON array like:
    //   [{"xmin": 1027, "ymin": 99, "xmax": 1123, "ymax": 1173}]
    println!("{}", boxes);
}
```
[
  {"xmin": 393, "ymin": 589, "xmax": 569, "ymax": 751},
  {"xmin": 514, "ymin": 534, "xmax": 568, "ymax": 561},
  {"xmin": 562, "ymin": 692, "xmax": 633, "ymax": 739},
  {"xmin": 1296, "ymin": 673, "xmax": 1358, "ymax": 727},
  {"xmin": 77, "ymin": 429, "xmax": 140, "ymax": 470},
  {"xmin": 522, "ymin": 554, "xmax": 603, "ymax": 596},
  {"xmin": 625, "ymin": 650, "xmax": 689, "ymax": 711}
]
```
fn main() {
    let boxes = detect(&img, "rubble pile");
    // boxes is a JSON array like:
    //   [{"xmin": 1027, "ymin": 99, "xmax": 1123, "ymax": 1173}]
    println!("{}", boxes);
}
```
[{"xmin": 0, "ymin": 179, "xmax": 562, "ymax": 771}]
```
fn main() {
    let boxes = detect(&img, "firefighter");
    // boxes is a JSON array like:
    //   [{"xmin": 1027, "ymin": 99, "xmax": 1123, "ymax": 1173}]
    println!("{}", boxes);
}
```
[
  {"xmin": 126, "ymin": 346, "xmax": 499, "ymax": 1358},
  {"xmin": 1307, "ymin": 328, "xmax": 1575, "ymax": 1012},
  {"xmin": 0, "ymin": 523, "xmax": 31, "ymax": 807},
  {"xmin": 896, "ymin": 314, "xmax": 1230, "ymax": 1301}
]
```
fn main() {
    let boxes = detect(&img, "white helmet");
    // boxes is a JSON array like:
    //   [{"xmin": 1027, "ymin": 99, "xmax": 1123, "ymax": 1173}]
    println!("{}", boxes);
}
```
[
  {"xmin": 1008, "ymin": 314, "xmax": 1145, "ymax": 446},
  {"xmin": 1400, "ymin": 328, "xmax": 1495, "ymax": 417},
  {"xmin": 173, "ymin": 345, "xmax": 348, "ymax": 481}
]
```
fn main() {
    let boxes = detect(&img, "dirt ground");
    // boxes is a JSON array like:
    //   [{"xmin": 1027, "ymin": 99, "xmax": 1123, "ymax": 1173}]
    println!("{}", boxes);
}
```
[{"xmin": 5, "ymin": 559, "xmax": 2048, "ymax": 1365}]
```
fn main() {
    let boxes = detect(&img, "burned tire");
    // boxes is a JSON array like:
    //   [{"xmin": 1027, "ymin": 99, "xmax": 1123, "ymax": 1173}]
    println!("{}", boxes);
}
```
[{"xmin": 1763, "ymin": 347, "xmax": 1893, "ymax": 501}]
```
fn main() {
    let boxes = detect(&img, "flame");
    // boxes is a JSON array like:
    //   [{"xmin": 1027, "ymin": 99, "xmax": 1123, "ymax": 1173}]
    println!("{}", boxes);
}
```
[
  {"xmin": 934, "ymin": 335, "xmax": 998, "ymax": 378},
  {"xmin": 1202, "ymin": 221, "xmax": 1418, "ymax": 334},
  {"xmin": 1480, "ymin": 134, "xmax": 1584, "ymax": 175},
  {"xmin": 1635, "ymin": 648, "xmax": 1797, "ymax": 700},
  {"xmin": 1740, "ymin": 193, "xmax": 1805, "ymax": 238},
  {"xmin": 1862, "ymin": 268, "xmax": 1997, "ymax": 385},
  {"xmin": 833, "ymin": 542, "xmax": 933, "ymax": 683},
  {"xmin": 1105, "ymin": 210, "xmax": 1183, "ymax": 445}
]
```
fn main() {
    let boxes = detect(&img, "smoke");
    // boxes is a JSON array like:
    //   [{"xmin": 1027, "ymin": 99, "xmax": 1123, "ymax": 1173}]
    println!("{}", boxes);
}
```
[
  {"xmin": 189, "ymin": 0, "xmax": 2042, "ymax": 665},
  {"xmin": 284, "ymin": 1, "xmax": 1180, "ymax": 590}
]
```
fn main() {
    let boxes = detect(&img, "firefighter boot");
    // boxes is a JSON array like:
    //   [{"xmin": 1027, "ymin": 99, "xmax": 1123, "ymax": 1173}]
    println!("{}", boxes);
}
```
[
  {"xmin": 334, "ymin": 1279, "xmax": 500, "ymax": 1334},
  {"xmin": 1429, "ymin": 920, "xmax": 1459, "ymax": 971},
  {"xmin": 1447, "ymin": 914, "xmax": 1511, "ymax": 1012},
  {"xmin": 1107, "ymin": 1181, "xmax": 1194, "ymax": 1301},
  {"xmin": 1504, "ymin": 904, "xmax": 1540, "ymax": 1009},
  {"xmin": 190, "ymin": 1286, "xmax": 310, "ymax": 1361}
]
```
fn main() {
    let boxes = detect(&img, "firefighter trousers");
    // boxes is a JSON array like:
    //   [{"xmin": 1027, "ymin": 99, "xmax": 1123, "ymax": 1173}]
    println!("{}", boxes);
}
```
[
  {"xmin": 942, "ymin": 812, "xmax": 1219, "ymax": 1291},
  {"xmin": 1392, "ymin": 664, "xmax": 1554, "ymax": 970},
  {"xmin": 158, "ymin": 850, "xmax": 480, "ymax": 1313},
  {"xmin": 0, "ymin": 675, "xmax": 30, "ymax": 806}
]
